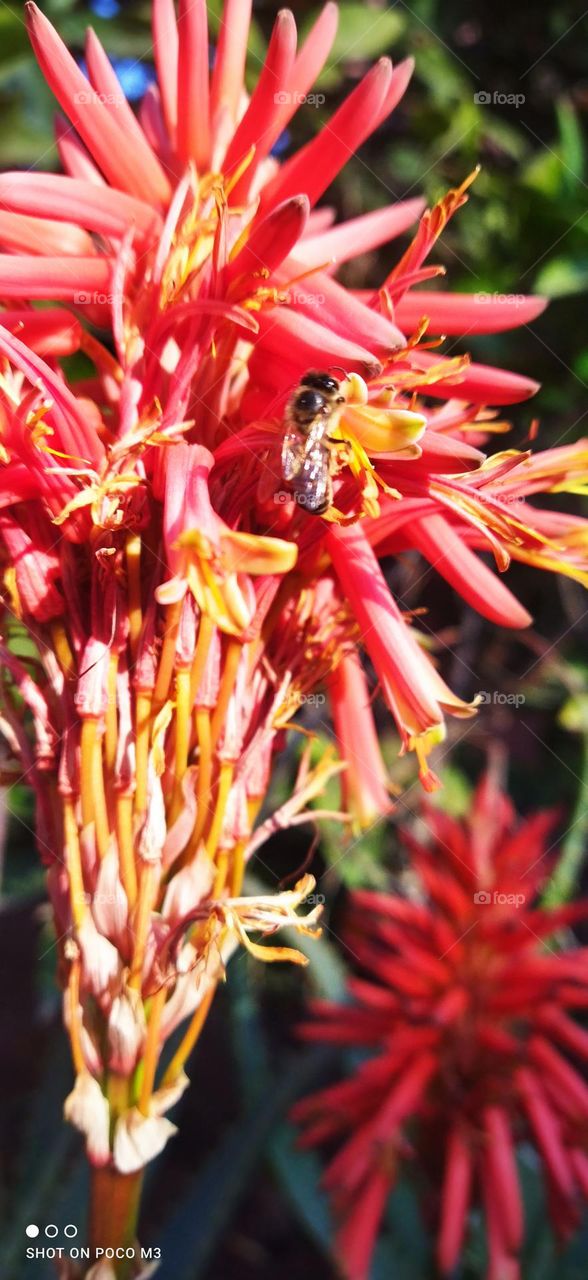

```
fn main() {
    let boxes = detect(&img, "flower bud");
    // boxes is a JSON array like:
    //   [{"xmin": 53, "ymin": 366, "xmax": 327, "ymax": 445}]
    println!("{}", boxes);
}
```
[
  {"xmin": 75, "ymin": 638, "xmax": 110, "ymax": 719},
  {"xmin": 107, "ymin": 988, "xmax": 146, "ymax": 1075}
]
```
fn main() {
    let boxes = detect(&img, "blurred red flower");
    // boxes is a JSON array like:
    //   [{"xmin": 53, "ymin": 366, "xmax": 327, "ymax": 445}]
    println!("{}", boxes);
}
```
[{"xmin": 293, "ymin": 772, "xmax": 588, "ymax": 1279}]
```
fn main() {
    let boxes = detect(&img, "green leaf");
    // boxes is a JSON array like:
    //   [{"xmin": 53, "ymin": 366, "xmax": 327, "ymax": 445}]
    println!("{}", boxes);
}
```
[
  {"xmin": 556, "ymin": 97, "xmax": 584, "ymax": 185},
  {"xmin": 534, "ymin": 254, "xmax": 588, "ymax": 297},
  {"xmin": 155, "ymin": 1041, "xmax": 333, "ymax": 1280},
  {"xmin": 523, "ymin": 150, "xmax": 566, "ymax": 199},
  {"xmin": 559, "ymin": 692, "xmax": 588, "ymax": 734},
  {"xmin": 0, "ymin": 1033, "xmax": 83, "ymax": 1280},
  {"xmin": 308, "ymin": 3, "xmax": 406, "ymax": 88},
  {"xmin": 428, "ymin": 764, "xmax": 473, "ymax": 817},
  {"xmin": 269, "ymin": 1124, "xmax": 334, "ymax": 1250},
  {"xmin": 0, "ymin": 11, "xmax": 30, "ymax": 64}
]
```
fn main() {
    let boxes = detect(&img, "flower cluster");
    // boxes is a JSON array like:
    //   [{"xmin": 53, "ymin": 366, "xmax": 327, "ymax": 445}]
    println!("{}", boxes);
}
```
[
  {"xmin": 0, "ymin": 0, "xmax": 587, "ymax": 1213},
  {"xmin": 294, "ymin": 773, "xmax": 588, "ymax": 1280}
]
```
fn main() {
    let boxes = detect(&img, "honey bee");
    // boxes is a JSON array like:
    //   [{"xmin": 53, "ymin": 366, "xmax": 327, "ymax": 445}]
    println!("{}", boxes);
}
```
[{"xmin": 281, "ymin": 371, "xmax": 346, "ymax": 515}]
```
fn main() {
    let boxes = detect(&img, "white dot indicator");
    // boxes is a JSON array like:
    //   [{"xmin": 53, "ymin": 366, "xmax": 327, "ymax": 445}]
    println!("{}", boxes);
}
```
[{"xmin": 25, "ymin": 1225, "xmax": 39, "ymax": 1239}]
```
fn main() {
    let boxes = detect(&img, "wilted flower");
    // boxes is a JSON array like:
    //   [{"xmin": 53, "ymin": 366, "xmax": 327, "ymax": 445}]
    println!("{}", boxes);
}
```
[{"xmin": 293, "ymin": 773, "xmax": 588, "ymax": 1279}]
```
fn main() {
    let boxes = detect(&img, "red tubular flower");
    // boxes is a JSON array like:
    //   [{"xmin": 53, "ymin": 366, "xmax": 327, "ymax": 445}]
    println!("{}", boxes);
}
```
[
  {"xmin": 0, "ymin": 3, "xmax": 539, "ymax": 407},
  {"xmin": 328, "ymin": 651, "xmax": 393, "ymax": 830},
  {"xmin": 0, "ymin": 2, "xmax": 585, "ymax": 791},
  {"xmin": 293, "ymin": 772, "xmax": 588, "ymax": 1280}
]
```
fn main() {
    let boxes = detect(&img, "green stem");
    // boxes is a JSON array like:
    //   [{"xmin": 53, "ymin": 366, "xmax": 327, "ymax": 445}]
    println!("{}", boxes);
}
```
[{"xmin": 542, "ymin": 734, "xmax": 588, "ymax": 908}]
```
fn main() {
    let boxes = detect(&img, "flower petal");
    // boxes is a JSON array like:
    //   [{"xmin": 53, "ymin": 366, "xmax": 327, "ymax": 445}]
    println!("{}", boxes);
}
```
[
  {"xmin": 409, "ymin": 350, "xmax": 540, "ymax": 404},
  {"xmin": 0, "ymin": 172, "xmax": 162, "ymax": 246},
  {"xmin": 25, "ymin": 3, "xmax": 170, "ymax": 207},
  {"xmin": 177, "ymin": 0, "xmax": 211, "ymax": 169},
  {"xmin": 295, "ymin": 198, "xmax": 425, "ymax": 270},
  {"xmin": 410, "ymin": 512, "xmax": 532, "ymax": 628},
  {"xmin": 396, "ymin": 290, "xmax": 547, "ymax": 336}
]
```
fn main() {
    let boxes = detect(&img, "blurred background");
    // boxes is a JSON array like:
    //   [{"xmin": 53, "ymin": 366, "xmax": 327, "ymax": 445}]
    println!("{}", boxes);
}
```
[{"xmin": 1, "ymin": 1, "xmax": 588, "ymax": 1276}]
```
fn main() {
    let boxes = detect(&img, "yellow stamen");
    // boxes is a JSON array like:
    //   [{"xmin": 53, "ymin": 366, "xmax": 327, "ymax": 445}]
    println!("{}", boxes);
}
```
[
  {"xmin": 414, "ymin": 738, "xmax": 441, "ymax": 793},
  {"xmin": 213, "ymin": 851, "xmax": 229, "ymax": 897},
  {"xmin": 224, "ymin": 145, "xmax": 256, "ymax": 198},
  {"xmin": 185, "ymin": 707, "xmax": 213, "ymax": 857},
  {"xmin": 51, "ymin": 621, "xmax": 76, "ymax": 680},
  {"xmin": 210, "ymin": 638, "xmax": 242, "ymax": 749},
  {"xmin": 189, "ymin": 614, "xmax": 214, "ymax": 707},
  {"xmin": 80, "ymin": 718, "xmax": 97, "ymax": 832},
  {"xmin": 3, "ymin": 566, "xmax": 20, "ymax": 617},
  {"xmin": 126, "ymin": 535, "xmax": 142, "ymax": 664},
  {"xmin": 67, "ymin": 955, "xmax": 86, "ymax": 1075},
  {"xmin": 230, "ymin": 840, "xmax": 245, "ymax": 896},
  {"xmin": 115, "ymin": 793, "xmax": 138, "ymax": 908},
  {"xmin": 161, "ymin": 985, "xmax": 215, "ymax": 1088},
  {"xmin": 247, "ymin": 795, "xmax": 263, "ymax": 831},
  {"xmin": 152, "ymin": 600, "xmax": 182, "ymax": 715},
  {"xmin": 129, "ymin": 864, "xmax": 159, "ymax": 991},
  {"xmin": 205, "ymin": 761, "xmax": 234, "ymax": 861},
  {"xmin": 92, "ymin": 731, "xmax": 111, "ymax": 860},
  {"xmin": 134, "ymin": 691, "xmax": 152, "ymax": 816},
  {"xmin": 138, "ymin": 986, "xmax": 167, "ymax": 1116},
  {"xmin": 63, "ymin": 798, "xmax": 87, "ymax": 930},
  {"xmin": 169, "ymin": 667, "xmax": 192, "ymax": 823},
  {"xmin": 105, "ymin": 651, "xmax": 119, "ymax": 772}
]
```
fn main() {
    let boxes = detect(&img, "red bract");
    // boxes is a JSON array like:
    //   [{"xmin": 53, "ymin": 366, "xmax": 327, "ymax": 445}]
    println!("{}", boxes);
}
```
[{"xmin": 293, "ymin": 773, "xmax": 588, "ymax": 1280}]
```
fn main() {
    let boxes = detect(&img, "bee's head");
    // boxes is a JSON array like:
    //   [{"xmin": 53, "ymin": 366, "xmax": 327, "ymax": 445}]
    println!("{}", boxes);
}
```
[
  {"xmin": 301, "ymin": 370, "xmax": 343, "ymax": 399},
  {"xmin": 288, "ymin": 388, "xmax": 327, "ymax": 429}
]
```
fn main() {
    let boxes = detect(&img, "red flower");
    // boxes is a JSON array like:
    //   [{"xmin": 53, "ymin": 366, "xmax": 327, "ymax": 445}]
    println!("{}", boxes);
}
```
[
  {"xmin": 0, "ymin": 2, "xmax": 541, "ymax": 406},
  {"xmin": 0, "ymin": 3, "xmax": 586, "ymax": 789},
  {"xmin": 293, "ymin": 772, "xmax": 588, "ymax": 1279}
]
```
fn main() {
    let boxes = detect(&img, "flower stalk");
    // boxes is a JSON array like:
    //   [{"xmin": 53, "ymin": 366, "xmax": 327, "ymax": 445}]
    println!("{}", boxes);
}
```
[{"xmin": 88, "ymin": 1166, "xmax": 144, "ymax": 1279}]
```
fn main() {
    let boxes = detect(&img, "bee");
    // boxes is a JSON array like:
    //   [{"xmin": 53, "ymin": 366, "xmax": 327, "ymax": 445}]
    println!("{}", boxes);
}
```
[{"xmin": 281, "ymin": 371, "xmax": 346, "ymax": 515}]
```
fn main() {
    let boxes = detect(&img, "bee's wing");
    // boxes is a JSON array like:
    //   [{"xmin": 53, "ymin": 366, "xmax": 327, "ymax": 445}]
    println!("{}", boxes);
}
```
[
  {"xmin": 281, "ymin": 429, "xmax": 305, "ymax": 480},
  {"xmin": 293, "ymin": 443, "xmax": 332, "ymax": 514}
]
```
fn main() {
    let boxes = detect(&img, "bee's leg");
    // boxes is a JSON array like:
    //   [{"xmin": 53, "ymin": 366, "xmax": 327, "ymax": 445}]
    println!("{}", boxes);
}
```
[{"xmin": 328, "ymin": 441, "xmax": 352, "ymax": 474}]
